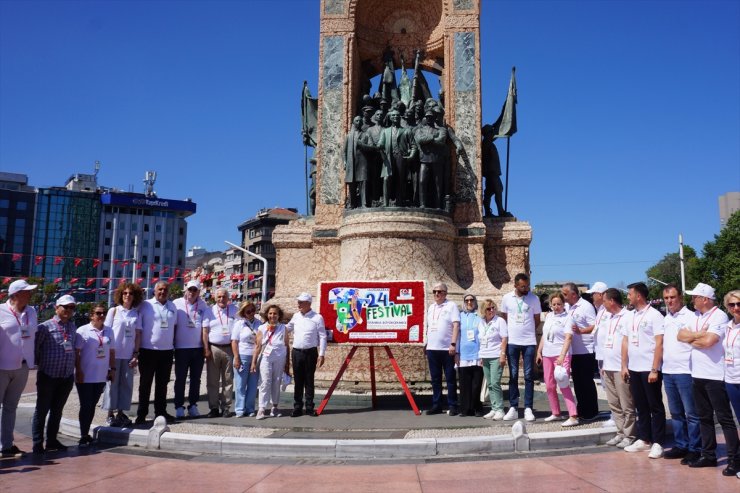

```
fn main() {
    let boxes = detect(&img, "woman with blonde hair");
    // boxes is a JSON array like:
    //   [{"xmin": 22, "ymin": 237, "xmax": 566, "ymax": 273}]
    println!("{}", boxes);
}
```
[
  {"xmin": 478, "ymin": 298, "xmax": 508, "ymax": 420},
  {"xmin": 723, "ymin": 290, "xmax": 740, "ymax": 425}
]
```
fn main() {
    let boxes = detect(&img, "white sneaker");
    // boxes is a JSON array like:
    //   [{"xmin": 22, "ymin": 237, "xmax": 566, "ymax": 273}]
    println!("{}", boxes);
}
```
[
  {"xmin": 255, "ymin": 409, "xmax": 266, "ymax": 420},
  {"xmin": 616, "ymin": 437, "xmax": 633, "ymax": 449},
  {"xmin": 187, "ymin": 404, "xmax": 200, "ymax": 418},
  {"xmin": 175, "ymin": 407, "xmax": 185, "ymax": 419},
  {"xmin": 544, "ymin": 414, "xmax": 562, "ymax": 422},
  {"xmin": 606, "ymin": 434, "xmax": 625, "ymax": 446},
  {"xmin": 503, "ymin": 407, "xmax": 518, "ymax": 421},
  {"xmin": 624, "ymin": 439, "xmax": 651, "ymax": 453},
  {"xmin": 492, "ymin": 410, "xmax": 505, "ymax": 421},
  {"xmin": 524, "ymin": 408, "xmax": 535, "ymax": 422},
  {"xmin": 648, "ymin": 443, "xmax": 664, "ymax": 459},
  {"xmin": 602, "ymin": 418, "xmax": 616, "ymax": 428},
  {"xmin": 483, "ymin": 410, "xmax": 496, "ymax": 419},
  {"xmin": 561, "ymin": 417, "xmax": 579, "ymax": 427},
  {"xmin": 270, "ymin": 407, "xmax": 281, "ymax": 417}
]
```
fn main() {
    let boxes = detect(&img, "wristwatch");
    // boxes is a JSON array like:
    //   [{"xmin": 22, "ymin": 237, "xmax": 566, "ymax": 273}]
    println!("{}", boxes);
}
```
[{"xmin": 450, "ymin": 343, "xmax": 456, "ymax": 347}]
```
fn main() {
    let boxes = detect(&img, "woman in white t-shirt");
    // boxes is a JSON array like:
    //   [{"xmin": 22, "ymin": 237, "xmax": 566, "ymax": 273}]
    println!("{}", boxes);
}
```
[
  {"xmin": 251, "ymin": 304, "xmax": 290, "ymax": 420},
  {"xmin": 478, "ymin": 299, "xmax": 508, "ymax": 420},
  {"xmin": 231, "ymin": 302, "xmax": 262, "ymax": 417},
  {"xmin": 724, "ymin": 290, "xmax": 740, "ymax": 421},
  {"xmin": 74, "ymin": 303, "xmax": 115, "ymax": 446},
  {"xmin": 102, "ymin": 282, "xmax": 143, "ymax": 427},
  {"xmin": 536, "ymin": 293, "xmax": 579, "ymax": 427}
]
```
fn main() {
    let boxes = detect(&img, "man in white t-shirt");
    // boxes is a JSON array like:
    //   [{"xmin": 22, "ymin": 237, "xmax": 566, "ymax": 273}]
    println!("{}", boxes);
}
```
[
  {"xmin": 660, "ymin": 284, "xmax": 701, "ymax": 463},
  {"xmin": 500, "ymin": 273, "xmax": 541, "ymax": 421},
  {"xmin": 0, "ymin": 280, "xmax": 38, "ymax": 457},
  {"xmin": 621, "ymin": 282, "xmax": 665, "ymax": 459},
  {"xmin": 425, "ymin": 282, "xmax": 460, "ymax": 416},
  {"xmin": 678, "ymin": 282, "xmax": 738, "ymax": 476},
  {"xmin": 173, "ymin": 280, "xmax": 212, "ymax": 419},
  {"xmin": 586, "ymin": 281, "xmax": 614, "ymax": 428},
  {"xmin": 562, "ymin": 282, "xmax": 599, "ymax": 420},
  {"xmin": 204, "ymin": 288, "xmax": 237, "ymax": 418}
]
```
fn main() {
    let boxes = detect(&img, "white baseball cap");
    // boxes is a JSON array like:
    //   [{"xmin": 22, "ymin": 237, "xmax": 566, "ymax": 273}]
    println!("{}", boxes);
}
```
[
  {"xmin": 56, "ymin": 294, "xmax": 77, "ymax": 306},
  {"xmin": 686, "ymin": 282, "xmax": 715, "ymax": 300},
  {"xmin": 8, "ymin": 279, "xmax": 37, "ymax": 296},
  {"xmin": 586, "ymin": 281, "xmax": 608, "ymax": 294},
  {"xmin": 296, "ymin": 292, "xmax": 312, "ymax": 302},
  {"xmin": 554, "ymin": 365, "xmax": 570, "ymax": 388},
  {"xmin": 185, "ymin": 280, "xmax": 201, "ymax": 290}
]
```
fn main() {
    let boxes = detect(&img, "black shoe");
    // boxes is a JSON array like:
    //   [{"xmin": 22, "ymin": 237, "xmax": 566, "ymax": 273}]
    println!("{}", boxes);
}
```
[
  {"xmin": 134, "ymin": 415, "xmax": 147, "ymax": 425},
  {"xmin": 291, "ymin": 409, "xmax": 303, "ymax": 418},
  {"xmin": 162, "ymin": 413, "xmax": 176, "ymax": 424},
  {"xmin": 78, "ymin": 435, "xmax": 93, "ymax": 448},
  {"xmin": 1, "ymin": 445, "xmax": 26, "ymax": 457},
  {"xmin": 722, "ymin": 463, "xmax": 738, "ymax": 476},
  {"xmin": 207, "ymin": 408, "xmax": 221, "ymax": 418},
  {"xmin": 32, "ymin": 444, "xmax": 44, "ymax": 455},
  {"xmin": 425, "ymin": 407, "xmax": 443, "ymax": 415},
  {"xmin": 222, "ymin": 411, "xmax": 236, "ymax": 418},
  {"xmin": 689, "ymin": 456, "xmax": 718, "ymax": 468},
  {"xmin": 45, "ymin": 439, "xmax": 68, "ymax": 452},
  {"xmin": 681, "ymin": 451, "xmax": 701, "ymax": 465},
  {"xmin": 664, "ymin": 447, "xmax": 688, "ymax": 459},
  {"xmin": 117, "ymin": 413, "xmax": 132, "ymax": 427},
  {"xmin": 448, "ymin": 407, "xmax": 459, "ymax": 417},
  {"xmin": 309, "ymin": 410, "xmax": 318, "ymax": 417},
  {"xmin": 474, "ymin": 411, "xmax": 485, "ymax": 417}
]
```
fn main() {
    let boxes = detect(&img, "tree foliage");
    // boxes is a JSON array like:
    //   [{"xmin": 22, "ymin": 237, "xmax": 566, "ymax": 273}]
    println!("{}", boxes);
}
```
[
  {"xmin": 692, "ymin": 210, "xmax": 740, "ymax": 302},
  {"xmin": 646, "ymin": 245, "xmax": 699, "ymax": 300}
]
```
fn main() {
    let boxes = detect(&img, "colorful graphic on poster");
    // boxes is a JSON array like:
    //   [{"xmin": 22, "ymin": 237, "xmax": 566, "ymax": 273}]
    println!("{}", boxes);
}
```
[{"xmin": 320, "ymin": 281, "xmax": 426, "ymax": 345}]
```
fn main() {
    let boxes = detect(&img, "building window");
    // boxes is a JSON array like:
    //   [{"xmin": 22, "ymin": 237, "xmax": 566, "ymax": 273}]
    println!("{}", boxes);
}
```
[
  {"xmin": 119, "ymin": 221, "xmax": 126, "ymax": 229},
  {"xmin": 104, "ymin": 238, "xmax": 111, "ymax": 246},
  {"xmin": 154, "ymin": 256, "xmax": 160, "ymax": 263},
  {"xmin": 105, "ymin": 221, "xmax": 112, "ymax": 229},
  {"xmin": 103, "ymin": 269, "xmax": 109, "ymax": 277},
  {"xmin": 131, "ymin": 222, "xmax": 137, "ymax": 231},
  {"xmin": 179, "ymin": 227, "xmax": 184, "ymax": 235},
  {"xmin": 17, "ymin": 201, "xmax": 28, "ymax": 211},
  {"xmin": 143, "ymin": 239, "xmax": 149, "ymax": 247},
  {"xmin": 104, "ymin": 254, "xmax": 110, "ymax": 261},
  {"xmin": 155, "ymin": 225, "xmax": 162, "ymax": 233},
  {"xmin": 155, "ymin": 240, "xmax": 161, "ymax": 248},
  {"xmin": 144, "ymin": 224, "xmax": 149, "ymax": 232},
  {"xmin": 142, "ymin": 255, "xmax": 148, "ymax": 262}
]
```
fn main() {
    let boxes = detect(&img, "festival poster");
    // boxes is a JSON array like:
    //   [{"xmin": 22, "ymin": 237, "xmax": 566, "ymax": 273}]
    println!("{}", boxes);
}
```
[{"xmin": 319, "ymin": 281, "xmax": 426, "ymax": 345}]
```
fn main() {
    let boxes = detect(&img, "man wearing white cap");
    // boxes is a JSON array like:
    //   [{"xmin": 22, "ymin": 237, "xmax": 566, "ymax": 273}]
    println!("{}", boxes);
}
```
[
  {"xmin": 173, "ymin": 280, "xmax": 212, "ymax": 419},
  {"xmin": 0, "ymin": 280, "xmax": 38, "ymax": 457},
  {"xmin": 587, "ymin": 281, "xmax": 613, "ymax": 427},
  {"xmin": 678, "ymin": 282, "xmax": 738, "ymax": 476},
  {"xmin": 32, "ymin": 294, "xmax": 78, "ymax": 454},
  {"xmin": 286, "ymin": 292, "xmax": 326, "ymax": 417}
]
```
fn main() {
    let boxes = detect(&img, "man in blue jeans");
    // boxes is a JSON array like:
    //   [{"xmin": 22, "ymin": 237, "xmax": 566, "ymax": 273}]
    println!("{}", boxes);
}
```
[
  {"xmin": 500, "ymin": 274, "xmax": 541, "ymax": 421},
  {"xmin": 425, "ymin": 283, "xmax": 460, "ymax": 416},
  {"xmin": 661, "ymin": 284, "xmax": 701, "ymax": 463}
]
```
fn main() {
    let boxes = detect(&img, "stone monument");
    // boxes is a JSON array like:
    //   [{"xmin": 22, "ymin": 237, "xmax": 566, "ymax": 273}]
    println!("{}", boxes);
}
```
[{"xmin": 273, "ymin": 0, "xmax": 532, "ymax": 385}]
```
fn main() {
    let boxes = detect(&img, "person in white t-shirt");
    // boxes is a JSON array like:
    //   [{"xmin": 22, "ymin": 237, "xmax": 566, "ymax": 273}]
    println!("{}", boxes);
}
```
[
  {"xmin": 621, "ymin": 282, "xmax": 665, "ymax": 459},
  {"xmin": 586, "ymin": 281, "xmax": 614, "ymax": 428},
  {"xmin": 500, "ymin": 273, "xmax": 541, "ymax": 422},
  {"xmin": 660, "ymin": 284, "xmax": 701, "ymax": 463},
  {"xmin": 425, "ymin": 282, "xmax": 460, "ymax": 416},
  {"xmin": 478, "ymin": 299, "xmax": 508, "ymax": 420},
  {"xmin": 601, "ymin": 288, "xmax": 637, "ymax": 449},
  {"xmin": 536, "ymin": 293, "xmax": 578, "ymax": 427},
  {"xmin": 724, "ymin": 290, "xmax": 740, "ymax": 430},
  {"xmin": 231, "ymin": 302, "xmax": 262, "ymax": 417},
  {"xmin": 74, "ymin": 303, "xmax": 114, "ymax": 447},
  {"xmin": 251, "ymin": 304, "xmax": 290, "ymax": 420},
  {"xmin": 678, "ymin": 283, "xmax": 738, "ymax": 476},
  {"xmin": 204, "ymin": 288, "xmax": 238, "ymax": 418}
]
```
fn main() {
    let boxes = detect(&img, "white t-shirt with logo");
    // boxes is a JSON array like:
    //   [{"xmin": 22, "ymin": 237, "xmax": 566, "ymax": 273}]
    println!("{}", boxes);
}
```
[
  {"xmin": 567, "ymin": 298, "xmax": 596, "ymax": 355},
  {"xmin": 592, "ymin": 305, "xmax": 610, "ymax": 361},
  {"xmin": 425, "ymin": 300, "xmax": 461, "ymax": 351},
  {"xmin": 724, "ymin": 320, "xmax": 740, "ymax": 384},
  {"xmin": 209, "ymin": 304, "xmax": 238, "ymax": 345},
  {"xmin": 231, "ymin": 318, "xmax": 260, "ymax": 356},
  {"xmin": 0, "ymin": 301, "xmax": 38, "ymax": 370},
  {"xmin": 500, "ymin": 291, "xmax": 542, "ymax": 346},
  {"xmin": 623, "ymin": 305, "xmax": 664, "ymax": 372},
  {"xmin": 662, "ymin": 306, "xmax": 697, "ymax": 375},
  {"xmin": 75, "ymin": 323, "xmax": 114, "ymax": 383},
  {"xmin": 690, "ymin": 307, "xmax": 730, "ymax": 381},
  {"xmin": 105, "ymin": 305, "xmax": 142, "ymax": 359},
  {"xmin": 602, "ymin": 309, "xmax": 628, "ymax": 372},
  {"xmin": 173, "ymin": 297, "xmax": 212, "ymax": 349},
  {"xmin": 477, "ymin": 316, "xmax": 508, "ymax": 358},
  {"xmin": 541, "ymin": 311, "xmax": 573, "ymax": 358},
  {"xmin": 139, "ymin": 298, "xmax": 176, "ymax": 350}
]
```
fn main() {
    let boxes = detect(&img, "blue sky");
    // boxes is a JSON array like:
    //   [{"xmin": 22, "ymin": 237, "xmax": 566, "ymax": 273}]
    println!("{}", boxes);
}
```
[{"xmin": 1, "ymin": 0, "xmax": 738, "ymax": 289}]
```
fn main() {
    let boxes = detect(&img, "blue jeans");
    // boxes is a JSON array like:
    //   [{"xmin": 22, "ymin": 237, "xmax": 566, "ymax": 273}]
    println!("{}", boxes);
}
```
[
  {"xmin": 233, "ymin": 353, "xmax": 258, "ymax": 415},
  {"xmin": 426, "ymin": 350, "xmax": 457, "ymax": 409},
  {"xmin": 725, "ymin": 382, "xmax": 740, "ymax": 425},
  {"xmin": 664, "ymin": 373, "xmax": 701, "ymax": 452},
  {"xmin": 174, "ymin": 348, "xmax": 205, "ymax": 409},
  {"xmin": 506, "ymin": 344, "xmax": 536, "ymax": 409}
]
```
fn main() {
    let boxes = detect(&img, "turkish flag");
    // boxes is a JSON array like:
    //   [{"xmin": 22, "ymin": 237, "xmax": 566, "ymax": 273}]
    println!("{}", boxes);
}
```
[
  {"xmin": 54, "ymin": 256, "xmax": 63, "ymax": 265},
  {"xmin": 35, "ymin": 255, "xmax": 44, "ymax": 265},
  {"xmin": 150, "ymin": 264, "xmax": 157, "ymax": 271},
  {"xmin": 69, "ymin": 278, "xmax": 79, "ymax": 284},
  {"xmin": 136, "ymin": 262, "xmax": 142, "ymax": 270},
  {"xmin": 174, "ymin": 269, "xmax": 180, "ymax": 277},
  {"xmin": 113, "ymin": 259, "xmax": 119, "ymax": 265},
  {"xmin": 1, "ymin": 277, "xmax": 11, "ymax": 285},
  {"xmin": 167, "ymin": 276, "xmax": 175, "ymax": 283},
  {"xmin": 151, "ymin": 277, "xmax": 159, "ymax": 284},
  {"xmin": 102, "ymin": 278, "xmax": 111, "ymax": 286},
  {"xmin": 136, "ymin": 277, "xmax": 144, "ymax": 285},
  {"xmin": 53, "ymin": 277, "xmax": 62, "ymax": 284},
  {"xmin": 86, "ymin": 278, "xmax": 96, "ymax": 287},
  {"xmin": 74, "ymin": 257, "xmax": 82, "ymax": 267},
  {"xmin": 161, "ymin": 265, "xmax": 169, "ymax": 274},
  {"xmin": 11, "ymin": 253, "xmax": 22, "ymax": 262},
  {"xmin": 93, "ymin": 258, "xmax": 101, "ymax": 268}
]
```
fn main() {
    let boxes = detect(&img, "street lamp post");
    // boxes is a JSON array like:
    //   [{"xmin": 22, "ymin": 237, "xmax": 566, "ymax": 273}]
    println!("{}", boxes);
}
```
[{"xmin": 224, "ymin": 240, "xmax": 268, "ymax": 305}]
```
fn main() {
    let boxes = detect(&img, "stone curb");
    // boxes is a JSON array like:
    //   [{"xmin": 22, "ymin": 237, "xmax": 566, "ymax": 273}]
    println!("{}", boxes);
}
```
[{"xmin": 60, "ymin": 417, "xmax": 619, "ymax": 459}]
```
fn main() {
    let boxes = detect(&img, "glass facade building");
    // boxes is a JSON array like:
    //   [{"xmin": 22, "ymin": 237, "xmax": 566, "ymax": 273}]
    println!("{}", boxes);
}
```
[{"xmin": 0, "ymin": 173, "xmax": 36, "ymax": 277}]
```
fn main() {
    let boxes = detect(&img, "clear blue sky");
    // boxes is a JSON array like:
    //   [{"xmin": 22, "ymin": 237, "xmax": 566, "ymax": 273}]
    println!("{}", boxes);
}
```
[{"xmin": 1, "ymin": 0, "xmax": 739, "ymax": 289}]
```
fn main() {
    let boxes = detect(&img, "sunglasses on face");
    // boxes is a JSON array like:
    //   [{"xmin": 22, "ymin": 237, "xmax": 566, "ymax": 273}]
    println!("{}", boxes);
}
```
[
  {"xmin": 464, "ymin": 299, "xmax": 474, "ymax": 303},
  {"xmin": 187, "ymin": 288, "xmax": 198, "ymax": 292},
  {"xmin": 486, "ymin": 307, "xmax": 495, "ymax": 312},
  {"xmin": 61, "ymin": 305, "xmax": 76, "ymax": 311},
  {"xmin": 92, "ymin": 312, "xmax": 106, "ymax": 316},
  {"xmin": 123, "ymin": 292, "xmax": 133, "ymax": 296},
  {"xmin": 433, "ymin": 290, "xmax": 446, "ymax": 294},
  {"xmin": 245, "ymin": 310, "xmax": 255, "ymax": 314},
  {"xmin": 728, "ymin": 302, "xmax": 740, "ymax": 309}
]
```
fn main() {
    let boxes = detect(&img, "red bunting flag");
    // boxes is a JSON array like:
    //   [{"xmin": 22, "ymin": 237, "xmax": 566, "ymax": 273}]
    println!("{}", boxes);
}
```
[
  {"xmin": 0, "ymin": 293, "xmax": 6, "ymax": 300},
  {"xmin": 86, "ymin": 278, "xmax": 96, "ymax": 287},
  {"xmin": 11, "ymin": 253, "xmax": 22, "ymax": 262},
  {"xmin": 121, "ymin": 261, "xmax": 129, "ymax": 267},
  {"xmin": 151, "ymin": 277, "xmax": 159, "ymax": 284},
  {"xmin": 136, "ymin": 277, "xmax": 144, "ymax": 285},
  {"xmin": 53, "ymin": 277, "xmax": 62, "ymax": 284},
  {"xmin": 199, "ymin": 275, "xmax": 206, "ymax": 282},
  {"xmin": 35, "ymin": 255, "xmax": 44, "ymax": 265},
  {"xmin": 174, "ymin": 269, "xmax": 180, "ymax": 277},
  {"xmin": 248, "ymin": 274, "xmax": 255, "ymax": 281},
  {"xmin": 113, "ymin": 259, "xmax": 119, "ymax": 265},
  {"xmin": 74, "ymin": 257, "xmax": 82, "ymax": 267},
  {"xmin": 182, "ymin": 269, "xmax": 189, "ymax": 277},
  {"xmin": 136, "ymin": 263, "xmax": 143, "ymax": 270},
  {"xmin": 92, "ymin": 258, "xmax": 101, "ymax": 268},
  {"xmin": 218, "ymin": 273, "xmax": 225, "ymax": 280},
  {"xmin": 102, "ymin": 278, "xmax": 110, "ymax": 286},
  {"xmin": 161, "ymin": 265, "xmax": 169, "ymax": 274},
  {"xmin": 69, "ymin": 278, "xmax": 79, "ymax": 284},
  {"xmin": 150, "ymin": 263, "xmax": 157, "ymax": 271},
  {"xmin": 1, "ymin": 277, "xmax": 11, "ymax": 285},
  {"xmin": 167, "ymin": 276, "xmax": 175, "ymax": 283},
  {"xmin": 54, "ymin": 256, "xmax": 63, "ymax": 265}
]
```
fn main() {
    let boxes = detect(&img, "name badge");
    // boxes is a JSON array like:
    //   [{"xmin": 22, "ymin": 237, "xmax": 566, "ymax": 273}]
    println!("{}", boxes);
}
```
[
  {"xmin": 20, "ymin": 324, "xmax": 31, "ymax": 339},
  {"xmin": 263, "ymin": 345, "xmax": 273, "ymax": 357},
  {"xmin": 96, "ymin": 346, "xmax": 106, "ymax": 359},
  {"xmin": 160, "ymin": 319, "xmax": 169, "ymax": 329},
  {"xmin": 429, "ymin": 322, "xmax": 438, "ymax": 333},
  {"xmin": 515, "ymin": 313, "xmax": 525, "ymax": 324},
  {"xmin": 62, "ymin": 340, "xmax": 73, "ymax": 353},
  {"xmin": 466, "ymin": 329, "xmax": 475, "ymax": 342},
  {"xmin": 188, "ymin": 318, "xmax": 196, "ymax": 328},
  {"xmin": 481, "ymin": 339, "xmax": 488, "ymax": 348},
  {"xmin": 605, "ymin": 334, "xmax": 614, "ymax": 349},
  {"xmin": 222, "ymin": 319, "xmax": 232, "ymax": 336},
  {"xmin": 124, "ymin": 326, "xmax": 133, "ymax": 338},
  {"xmin": 547, "ymin": 330, "xmax": 555, "ymax": 343},
  {"xmin": 630, "ymin": 332, "xmax": 639, "ymax": 346},
  {"xmin": 726, "ymin": 349, "xmax": 735, "ymax": 365}
]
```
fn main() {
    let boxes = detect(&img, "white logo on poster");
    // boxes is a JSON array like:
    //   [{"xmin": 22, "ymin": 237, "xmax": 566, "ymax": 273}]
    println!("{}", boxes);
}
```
[{"xmin": 398, "ymin": 288, "xmax": 414, "ymax": 300}]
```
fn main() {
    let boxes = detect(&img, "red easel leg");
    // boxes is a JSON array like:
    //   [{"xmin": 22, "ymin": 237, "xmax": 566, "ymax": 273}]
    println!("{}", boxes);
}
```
[
  {"xmin": 316, "ymin": 345, "xmax": 357, "ymax": 415},
  {"xmin": 384, "ymin": 345, "xmax": 421, "ymax": 415}
]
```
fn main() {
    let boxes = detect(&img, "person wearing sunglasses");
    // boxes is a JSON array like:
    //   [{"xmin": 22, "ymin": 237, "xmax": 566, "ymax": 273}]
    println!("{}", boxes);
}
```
[
  {"xmin": 457, "ymin": 294, "xmax": 484, "ymax": 417},
  {"xmin": 32, "ymin": 294, "xmax": 78, "ymax": 455},
  {"xmin": 74, "ymin": 303, "xmax": 114, "ymax": 447},
  {"xmin": 425, "ymin": 282, "xmax": 460, "ymax": 416},
  {"xmin": 478, "ymin": 299, "xmax": 508, "ymax": 420},
  {"xmin": 231, "ymin": 301, "xmax": 262, "ymax": 417},
  {"xmin": 722, "ymin": 288, "xmax": 740, "ymax": 478}
]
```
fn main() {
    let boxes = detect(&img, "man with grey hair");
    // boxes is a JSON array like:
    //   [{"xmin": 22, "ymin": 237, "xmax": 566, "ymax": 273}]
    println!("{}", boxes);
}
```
[
  {"xmin": 0, "ymin": 280, "xmax": 38, "ymax": 457},
  {"xmin": 425, "ymin": 282, "xmax": 460, "ymax": 415},
  {"xmin": 205, "ymin": 287, "xmax": 237, "ymax": 417}
]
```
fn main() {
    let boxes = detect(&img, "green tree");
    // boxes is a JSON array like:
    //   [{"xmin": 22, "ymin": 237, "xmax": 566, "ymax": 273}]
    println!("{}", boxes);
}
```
[
  {"xmin": 646, "ymin": 245, "xmax": 699, "ymax": 301},
  {"xmin": 169, "ymin": 282, "xmax": 183, "ymax": 300},
  {"xmin": 692, "ymin": 210, "xmax": 740, "ymax": 302}
]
